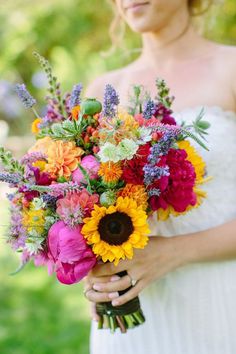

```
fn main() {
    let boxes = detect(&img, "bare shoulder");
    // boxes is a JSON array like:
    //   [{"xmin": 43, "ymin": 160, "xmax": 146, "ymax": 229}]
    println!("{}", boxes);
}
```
[
  {"xmin": 212, "ymin": 42, "xmax": 236, "ymax": 72},
  {"xmin": 210, "ymin": 42, "xmax": 236, "ymax": 101},
  {"xmin": 84, "ymin": 61, "xmax": 139, "ymax": 100}
]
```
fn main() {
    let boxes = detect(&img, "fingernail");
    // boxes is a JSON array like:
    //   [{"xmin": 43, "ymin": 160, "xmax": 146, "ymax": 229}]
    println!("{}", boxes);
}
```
[
  {"xmin": 93, "ymin": 284, "xmax": 101, "ymax": 291},
  {"xmin": 110, "ymin": 275, "xmax": 120, "ymax": 282},
  {"xmin": 112, "ymin": 299, "xmax": 119, "ymax": 306},
  {"xmin": 108, "ymin": 292, "xmax": 119, "ymax": 299}
]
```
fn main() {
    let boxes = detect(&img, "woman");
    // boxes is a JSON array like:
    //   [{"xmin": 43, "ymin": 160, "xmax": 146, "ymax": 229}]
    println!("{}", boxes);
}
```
[{"xmin": 84, "ymin": 1, "xmax": 236, "ymax": 353}]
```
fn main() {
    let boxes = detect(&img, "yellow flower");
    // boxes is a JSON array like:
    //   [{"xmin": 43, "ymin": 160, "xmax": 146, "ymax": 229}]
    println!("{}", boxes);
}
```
[
  {"xmin": 23, "ymin": 207, "xmax": 46, "ymax": 234},
  {"xmin": 117, "ymin": 109, "xmax": 139, "ymax": 130},
  {"xmin": 29, "ymin": 137, "xmax": 54, "ymax": 155},
  {"xmin": 33, "ymin": 160, "xmax": 46, "ymax": 171},
  {"xmin": 81, "ymin": 197, "xmax": 150, "ymax": 265},
  {"xmin": 31, "ymin": 118, "xmax": 42, "ymax": 134},
  {"xmin": 118, "ymin": 184, "xmax": 148, "ymax": 210},
  {"xmin": 98, "ymin": 162, "xmax": 122, "ymax": 184}
]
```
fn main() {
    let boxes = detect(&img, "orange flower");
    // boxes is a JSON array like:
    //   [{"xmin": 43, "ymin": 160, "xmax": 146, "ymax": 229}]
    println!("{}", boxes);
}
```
[
  {"xmin": 118, "ymin": 184, "xmax": 148, "ymax": 210},
  {"xmin": 31, "ymin": 118, "xmax": 42, "ymax": 134},
  {"xmin": 44, "ymin": 140, "xmax": 84, "ymax": 179},
  {"xmin": 29, "ymin": 137, "xmax": 54, "ymax": 154},
  {"xmin": 71, "ymin": 105, "xmax": 80, "ymax": 120},
  {"xmin": 98, "ymin": 162, "xmax": 122, "ymax": 184}
]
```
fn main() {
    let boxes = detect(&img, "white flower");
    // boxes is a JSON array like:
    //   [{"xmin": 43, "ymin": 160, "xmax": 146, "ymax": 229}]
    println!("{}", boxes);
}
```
[
  {"xmin": 137, "ymin": 127, "xmax": 152, "ymax": 144},
  {"xmin": 25, "ymin": 234, "xmax": 44, "ymax": 255},
  {"xmin": 98, "ymin": 142, "xmax": 120, "ymax": 163},
  {"xmin": 32, "ymin": 197, "xmax": 45, "ymax": 210},
  {"xmin": 118, "ymin": 139, "xmax": 139, "ymax": 160}
]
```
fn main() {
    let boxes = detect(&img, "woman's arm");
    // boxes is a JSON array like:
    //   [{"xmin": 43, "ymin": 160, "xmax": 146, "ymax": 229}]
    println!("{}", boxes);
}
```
[{"xmin": 84, "ymin": 218, "xmax": 236, "ymax": 307}]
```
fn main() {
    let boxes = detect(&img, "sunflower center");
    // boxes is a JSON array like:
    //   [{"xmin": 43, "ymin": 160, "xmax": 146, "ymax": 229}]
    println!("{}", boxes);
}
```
[{"xmin": 98, "ymin": 212, "xmax": 134, "ymax": 245}]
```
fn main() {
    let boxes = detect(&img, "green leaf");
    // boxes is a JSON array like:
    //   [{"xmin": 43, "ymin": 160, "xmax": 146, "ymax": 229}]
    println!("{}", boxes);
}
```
[{"xmin": 51, "ymin": 123, "xmax": 65, "ymax": 136}]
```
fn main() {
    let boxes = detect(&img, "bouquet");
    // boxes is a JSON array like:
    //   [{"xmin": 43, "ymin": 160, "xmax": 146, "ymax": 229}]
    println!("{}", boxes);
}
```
[{"xmin": 0, "ymin": 53, "xmax": 210, "ymax": 333}]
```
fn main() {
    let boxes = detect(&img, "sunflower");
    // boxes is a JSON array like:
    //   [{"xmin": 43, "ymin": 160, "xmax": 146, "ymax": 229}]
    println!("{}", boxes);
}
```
[
  {"xmin": 81, "ymin": 197, "xmax": 150, "ymax": 265},
  {"xmin": 118, "ymin": 184, "xmax": 148, "ymax": 210},
  {"xmin": 98, "ymin": 162, "xmax": 122, "ymax": 184}
]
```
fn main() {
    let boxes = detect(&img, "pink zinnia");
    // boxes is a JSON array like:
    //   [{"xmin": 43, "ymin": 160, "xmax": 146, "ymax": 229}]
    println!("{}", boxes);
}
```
[{"xmin": 56, "ymin": 189, "xmax": 99, "ymax": 227}]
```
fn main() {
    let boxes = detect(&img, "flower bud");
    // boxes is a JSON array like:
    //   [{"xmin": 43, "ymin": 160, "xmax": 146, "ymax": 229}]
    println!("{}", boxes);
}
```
[
  {"xmin": 100, "ymin": 190, "xmax": 117, "ymax": 207},
  {"xmin": 81, "ymin": 99, "xmax": 102, "ymax": 116}
]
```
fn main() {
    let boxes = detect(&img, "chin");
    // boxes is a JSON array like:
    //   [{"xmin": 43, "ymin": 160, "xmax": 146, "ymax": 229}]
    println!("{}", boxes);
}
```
[{"xmin": 126, "ymin": 16, "xmax": 164, "ymax": 33}]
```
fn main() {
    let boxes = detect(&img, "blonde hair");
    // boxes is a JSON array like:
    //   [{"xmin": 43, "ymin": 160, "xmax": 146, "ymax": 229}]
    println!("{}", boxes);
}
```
[{"xmin": 105, "ymin": 0, "xmax": 214, "ymax": 57}]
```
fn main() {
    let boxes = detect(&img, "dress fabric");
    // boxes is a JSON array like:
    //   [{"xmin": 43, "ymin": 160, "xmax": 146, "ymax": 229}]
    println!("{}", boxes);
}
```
[{"xmin": 90, "ymin": 106, "xmax": 236, "ymax": 354}]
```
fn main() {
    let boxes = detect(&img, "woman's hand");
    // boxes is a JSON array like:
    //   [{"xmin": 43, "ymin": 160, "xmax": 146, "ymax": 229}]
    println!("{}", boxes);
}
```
[{"xmin": 83, "ymin": 236, "xmax": 187, "ymax": 308}]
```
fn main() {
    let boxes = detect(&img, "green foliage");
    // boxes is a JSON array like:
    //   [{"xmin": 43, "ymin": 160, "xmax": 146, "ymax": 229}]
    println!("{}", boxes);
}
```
[
  {"xmin": 0, "ymin": 201, "xmax": 90, "ymax": 354},
  {"xmin": 0, "ymin": 146, "xmax": 24, "ymax": 174},
  {"xmin": 0, "ymin": 0, "xmax": 235, "ymax": 135}
]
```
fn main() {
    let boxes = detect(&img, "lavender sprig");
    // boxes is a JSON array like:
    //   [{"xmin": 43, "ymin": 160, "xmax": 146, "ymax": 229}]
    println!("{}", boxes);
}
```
[
  {"xmin": 42, "ymin": 194, "xmax": 58, "ymax": 209},
  {"xmin": 143, "ymin": 99, "xmax": 156, "ymax": 119},
  {"xmin": 29, "ymin": 182, "xmax": 82, "ymax": 197},
  {"xmin": 103, "ymin": 84, "xmax": 120, "ymax": 118},
  {"xmin": 143, "ymin": 165, "xmax": 170, "ymax": 186},
  {"xmin": 15, "ymin": 84, "xmax": 36, "ymax": 109},
  {"xmin": 148, "ymin": 188, "xmax": 161, "ymax": 197},
  {"xmin": 69, "ymin": 83, "xmax": 83, "ymax": 110},
  {"xmin": 0, "ymin": 172, "xmax": 22, "ymax": 185},
  {"xmin": 33, "ymin": 52, "xmax": 65, "ymax": 116},
  {"xmin": 20, "ymin": 151, "xmax": 47, "ymax": 165},
  {"xmin": 148, "ymin": 131, "xmax": 177, "ymax": 165},
  {"xmin": 15, "ymin": 84, "xmax": 40, "ymax": 118}
]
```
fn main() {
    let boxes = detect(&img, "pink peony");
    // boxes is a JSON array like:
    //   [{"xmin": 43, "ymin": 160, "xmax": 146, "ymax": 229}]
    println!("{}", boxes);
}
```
[
  {"xmin": 47, "ymin": 221, "xmax": 97, "ymax": 284},
  {"xmin": 72, "ymin": 155, "xmax": 100, "ymax": 184},
  {"xmin": 34, "ymin": 250, "xmax": 55, "ymax": 275}
]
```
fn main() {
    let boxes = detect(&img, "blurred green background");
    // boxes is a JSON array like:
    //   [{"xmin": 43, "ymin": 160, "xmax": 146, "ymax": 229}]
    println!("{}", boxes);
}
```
[{"xmin": 0, "ymin": 0, "xmax": 235, "ymax": 353}]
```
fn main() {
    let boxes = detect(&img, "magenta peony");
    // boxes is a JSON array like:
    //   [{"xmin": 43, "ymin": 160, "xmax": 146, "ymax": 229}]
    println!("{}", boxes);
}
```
[
  {"xmin": 150, "ymin": 148, "xmax": 197, "ymax": 212},
  {"xmin": 72, "ymin": 155, "xmax": 100, "ymax": 184},
  {"xmin": 47, "ymin": 221, "xmax": 97, "ymax": 284}
]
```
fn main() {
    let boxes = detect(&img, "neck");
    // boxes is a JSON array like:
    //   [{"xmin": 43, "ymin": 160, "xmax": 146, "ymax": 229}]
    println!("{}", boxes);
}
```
[{"xmin": 139, "ymin": 9, "xmax": 202, "ymax": 68}]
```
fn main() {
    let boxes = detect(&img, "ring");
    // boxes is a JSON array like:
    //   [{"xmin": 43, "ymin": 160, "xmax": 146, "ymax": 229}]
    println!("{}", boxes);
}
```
[
  {"xmin": 127, "ymin": 273, "xmax": 137, "ymax": 287},
  {"xmin": 83, "ymin": 288, "xmax": 92, "ymax": 299}
]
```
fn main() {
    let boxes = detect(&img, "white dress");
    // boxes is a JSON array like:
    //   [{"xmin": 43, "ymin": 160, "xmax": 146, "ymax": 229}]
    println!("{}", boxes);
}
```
[{"xmin": 90, "ymin": 106, "xmax": 236, "ymax": 354}]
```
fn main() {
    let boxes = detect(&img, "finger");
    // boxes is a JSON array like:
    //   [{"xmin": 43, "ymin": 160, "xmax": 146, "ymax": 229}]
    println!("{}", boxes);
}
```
[
  {"xmin": 90, "ymin": 302, "xmax": 100, "ymax": 322},
  {"xmin": 91, "ymin": 261, "xmax": 128, "ymax": 277},
  {"xmin": 85, "ymin": 289, "xmax": 120, "ymax": 303},
  {"xmin": 84, "ymin": 274, "xmax": 115, "ymax": 285},
  {"xmin": 93, "ymin": 275, "xmax": 131, "ymax": 293},
  {"xmin": 111, "ymin": 281, "xmax": 144, "ymax": 307}
]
